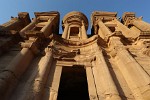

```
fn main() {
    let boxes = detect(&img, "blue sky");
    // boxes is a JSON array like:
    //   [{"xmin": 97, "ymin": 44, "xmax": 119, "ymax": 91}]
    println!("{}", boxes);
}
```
[{"xmin": 0, "ymin": 0, "xmax": 150, "ymax": 33}]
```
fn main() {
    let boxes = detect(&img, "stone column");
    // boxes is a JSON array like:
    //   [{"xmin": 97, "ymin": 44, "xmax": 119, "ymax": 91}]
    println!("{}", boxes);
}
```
[
  {"xmin": 32, "ymin": 48, "xmax": 53, "ymax": 100},
  {"xmin": 81, "ymin": 21, "xmax": 88, "ymax": 39},
  {"xmin": 67, "ymin": 27, "xmax": 71, "ymax": 39},
  {"xmin": 41, "ymin": 18, "xmax": 53, "ymax": 37},
  {"xmin": 97, "ymin": 20, "xmax": 112, "ymax": 40},
  {"xmin": 49, "ymin": 65, "xmax": 62, "ymax": 100},
  {"xmin": 86, "ymin": 66, "xmax": 98, "ymax": 100},
  {"xmin": 109, "ymin": 37, "xmax": 150, "ymax": 100},
  {"xmin": 20, "ymin": 18, "xmax": 37, "ymax": 37},
  {"xmin": 0, "ymin": 48, "xmax": 34, "ymax": 99},
  {"xmin": 79, "ymin": 28, "xmax": 82, "ymax": 39},
  {"xmin": 132, "ymin": 20, "xmax": 150, "ymax": 31},
  {"xmin": 98, "ymin": 27, "xmax": 104, "ymax": 39},
  {"xmin": 112, "ymin": 19, "xmax": 139, "ymax": 39},
  {"xmin": 92, "ymin": 48, "xmax": 121, "ymax": 100},
  {"xmin": 92, "ymin": 61, "xmax": 103, "ymax": 99},
  {"xmin": 62, "ymin": 24, "xmax": 69, "ymax": 39}
]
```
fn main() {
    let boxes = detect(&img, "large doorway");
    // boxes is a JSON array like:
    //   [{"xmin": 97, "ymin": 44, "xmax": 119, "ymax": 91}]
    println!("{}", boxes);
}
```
[{"xmin": 57, "ymin": 65, "xmax": 89, "ymax": 100}]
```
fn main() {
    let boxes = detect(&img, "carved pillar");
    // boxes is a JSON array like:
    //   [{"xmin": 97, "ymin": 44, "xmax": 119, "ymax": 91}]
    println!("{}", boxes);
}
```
[
  {"xmin": 93, "ymin": 20, "xmax": 121, "ymax": 99},
  {"xmin": 109, "ymin": 37, "xmax": 150, "ymax": 100},
  {"xmin": 132, "ymin": 20, "xmax": 150, "ymax": 31},
  {"xmin": 0, "ymin": 49, "xmax": 34, "ymax": 99},
  {"xmin": 81, "ymin": 21, "xmax": 88, "ymax": 39},
  {"xmin": 92, "ymin": 48, "xmax": 121, "ymax": 100},
  {"xmin": 67, "ymin": 26, "xmax": 71, "ymax": 39},
  {"xmin": 86, "ymin": 66, "xmax": 98, "ymax": 100},
  {"xmin": 112, "ymin": 19, "xmax": 139, "ymax": 39},
  {"xmin": 32, "ymin": 47, "xmax": 53, "ymax": 100},
  {"xmin": 20, "ymin": 18, "xmax": 37, "ymax": 37},
  {"xmin": 79, "ymin": 28, "xmax": 82, "ymax": 39},
  {"xmin": 0, "ymin": 37, "xmax": 38, "ymax": 99},
  {"xmin": 62, "ymin": 24, "xmax": 69, "ymax": 39},
  {"xmin": 97, "ymin": 20, "xmax": 112, "ymax": 40},
  {"xmin": 98, "ymin": 27, "xmax": 104, "ymax": 39},
  {"xmin": 49, "ymin": 65, "xmax": 62, "ymax": 100}
]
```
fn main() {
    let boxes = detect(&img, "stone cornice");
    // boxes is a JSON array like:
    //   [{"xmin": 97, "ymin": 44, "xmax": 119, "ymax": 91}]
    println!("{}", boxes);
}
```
[
  {"xmin": 51, "ymin": 34, "xmax": 98, "ymax": 47},
  {"xmin": 122, "ymin": 12, "xmax": 136, "ymax": 23},
  {"xmin": 122, "ymin": 12, "xmax": 142, "ymax": 26},
  {"xmin": 62, "ymin": 11, "xmax": 88, "ymax": 30},
  {"xmin": 18, "ymin": 12, "xmax": 31, "ymax": 26},
  {"xmin": 34, "ymin": 11, "xmax": 60, "ymax": 18},
  {"xmin": 91, "ymin": 11, "xmax": 117, "ymax": 26},
  {"xmin": 92, "ymin": 11, "xmax": 117, "ymax": 17}
]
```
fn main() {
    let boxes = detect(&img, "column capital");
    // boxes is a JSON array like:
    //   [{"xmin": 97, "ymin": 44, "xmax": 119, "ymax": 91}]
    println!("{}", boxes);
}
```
[
  {"xmin": 81, "ymin": 21, "xmax": 88, "ymax": 39},
  {"xmin": 62, "ymin": 23, "xmax": 69, "ymax": 39},
  {"xmin": 45, "ymin": 47, "xmax": 53, "ymax": 53},
  {"xmin": 122, "ymin": 12, "xmax": 143, "ymax": 26},
  {"xmin": 63, "ymin": 23, "xmax": 69, "ymax": 26},
  {"xmin": 108, "ymin": 37, "xmax": 125, "ymax": 57},
  {"xmin": 62, "ymin": 23, "xmax": 69, "ymax": 30},
  {"xmin": 21, "ymin": 37, "xmax": 39, "ymax": 55},
  {"xmin": 81, "ymin": 20, "xmax": 85, "ymax": 26}
]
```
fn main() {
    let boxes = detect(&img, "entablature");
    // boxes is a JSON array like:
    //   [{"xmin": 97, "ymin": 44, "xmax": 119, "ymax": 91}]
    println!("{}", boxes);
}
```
[
  {"xmin": 91, "ymin": 11, "xmax": 117, "ymax": 25},
  {"xmin": 122, "ymin": 12, "xmax": 136, "ymax": 25},
  {"xmin": 34, "ymin": 11, "xmax": 60, "ymax": 18},
  {"xmin": 52, "ymin": 34, "xmax": 98, "ymax": 47},
  {"xmin": 122, "ymin": 12, "xmax": 143, "ymax": 27},
  {"xmin": 48, "ymin": 34, "xmax": 100, "ymax": 62}
]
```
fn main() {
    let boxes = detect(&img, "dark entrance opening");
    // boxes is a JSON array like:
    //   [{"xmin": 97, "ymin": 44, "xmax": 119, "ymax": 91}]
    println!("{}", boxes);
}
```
[
  {"xmin": 70, "ymin": 27, "xmax": 79, "ymax": 36},
  {"xmin": 57, "ymin": 65, "xmax": 89, "ymax": 100}
]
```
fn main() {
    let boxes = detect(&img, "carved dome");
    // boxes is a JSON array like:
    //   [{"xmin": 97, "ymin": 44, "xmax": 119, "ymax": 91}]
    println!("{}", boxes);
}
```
[{"xmin": 62, "ymin": 11, "xmax": 88, "ymax": 30}]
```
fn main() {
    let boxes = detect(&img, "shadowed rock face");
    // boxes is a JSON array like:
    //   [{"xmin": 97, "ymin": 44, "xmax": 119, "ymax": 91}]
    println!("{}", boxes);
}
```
[
  {"xmin": 57, "ymin": 66, "xmax": 89, "ymax": 100},
  {"xmin": 0, "ymin": 11, "xmax": 150, "ymax": 100}
]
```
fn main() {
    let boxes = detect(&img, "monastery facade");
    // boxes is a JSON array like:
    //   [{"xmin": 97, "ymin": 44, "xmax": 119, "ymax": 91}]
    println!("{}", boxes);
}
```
[{"xmin": 0, "ymin": 11, "xmax": 150, "ymax": 100}]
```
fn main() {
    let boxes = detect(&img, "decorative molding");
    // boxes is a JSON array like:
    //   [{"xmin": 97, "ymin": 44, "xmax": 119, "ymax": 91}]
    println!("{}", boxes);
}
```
[
  {"xmin": 52, "ymin": 34, "xmax": 98, "ymax": 47},
  {"xmin": 21, "ymin": 37, "xmax": 39, "ymax": 54},
  {"xmin": 62, "ymin": 11, "xmax": 88, "ymax": 30}
]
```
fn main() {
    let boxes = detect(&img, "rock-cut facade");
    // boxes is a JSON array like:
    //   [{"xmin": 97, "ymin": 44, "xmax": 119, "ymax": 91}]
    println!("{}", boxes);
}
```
[{"xmin": 0, "ymin": 11, "xmax": 150, "ymax": 100}]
